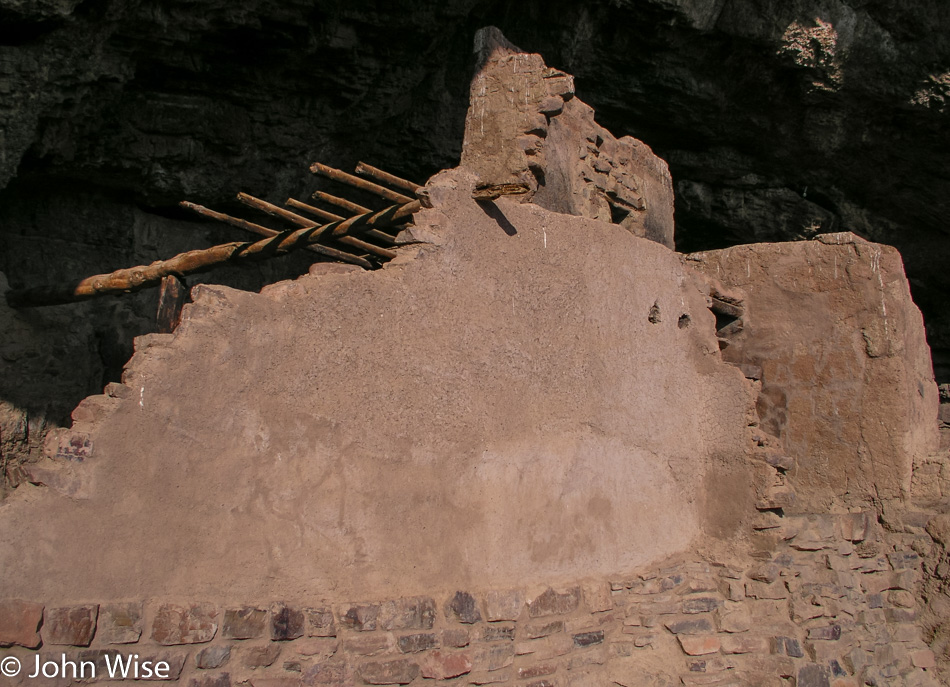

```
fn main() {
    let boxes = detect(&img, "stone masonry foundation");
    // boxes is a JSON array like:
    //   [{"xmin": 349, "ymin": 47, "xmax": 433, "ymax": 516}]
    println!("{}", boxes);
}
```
[{"xmin": 0, "ymin": 507, "xmax": 940, "ymax": 687}]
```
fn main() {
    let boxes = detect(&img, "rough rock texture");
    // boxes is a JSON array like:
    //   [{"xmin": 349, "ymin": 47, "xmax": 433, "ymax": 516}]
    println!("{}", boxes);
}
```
[
  {"xmin": 691, "ymin": 233, "xmax": 939, "ymax": 509},
  {"xmin": 0, "ymin": 168, "xmax": 752, "ymax": 602},
  {"xmin": 460, "ymin": 28, "xmax": 675, "ymax": 247}
]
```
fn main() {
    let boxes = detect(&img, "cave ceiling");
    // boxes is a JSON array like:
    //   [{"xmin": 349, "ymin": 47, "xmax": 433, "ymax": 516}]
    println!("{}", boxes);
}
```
[{"xmin": 1, "ymin": 0, "xmax": 948, "ymax": 371}]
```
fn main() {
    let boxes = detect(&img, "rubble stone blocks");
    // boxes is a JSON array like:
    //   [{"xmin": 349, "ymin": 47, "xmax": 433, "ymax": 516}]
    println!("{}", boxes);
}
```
[
  {"xmin": 798, "ymin": 662, "xmax": 832, "ymax": 687},
  {"xmin": 44, "ymin": 604, "xmax": 99, "ymax": 646},
  {"xmin": 305, "ymin": 606, "xmax": 336, "ymax": 637},
  {"xmin": 243, "ymin": 644, "xmax": 281, "ymax": 668},
  {"xmin": 98, "ymin": 602, "xmax": 143, "ymax": 644},
  {"xmin": 442, "ymin": 628, "xmax": 470, "ymax": 647},
  {"xmin": 271, "ymin": 604, "xmax": 305, "ymax": 641},
  {"xmin": 345, "ymin": 633, "xmax": 392, "ymax": 656},
  {"xmin": 481, "ymin": 624, "xmax": 514, "ymax": 642},
  {"xmin": 358, "ymin": 658, "xmax": 420, "ymax": 685},
  {"xmin": 572, "ymin": 630, "xmax": 604, "ymax": 648},
  {"xmin": 483, "ymin": 590, "xmax": 524, "ymax": 621},
  {"xmin": 0, "ymin": 600, "xmax": 43, "ymax": 648},
  {"xmin": 3, "ymin": 512, "xmax": 931, "ymax": 687},
  {"xmin": 196, "ymin": 645, "xmax": 231, "ymax": 669},
  {"xmin": 397, "ymin": 632, "xmax": 438, "ymax": 653},
  {"xmin": 678, "ymin": 635, "xmax": 721, "ymax": 656},
  {"xmin": 419, "ymin": 650, "xmax": 473, "ymax": 679},
  {"xmin": 807, "ymin": 625, "xmax": 842, "ymax": 641},
  {"xmin": 527, "ymin": 588, "xmax": 580, "ymax": 618},
  {"xmin": 473, "ymin": 644, "xmax": 515, "ymax": 672},
  {"xmin": 152, "ymin": 603, "xmax": 218, "ymax": 645},
  {"xmin": 188, "ymin": 673, "xmax": 231, "ymax": 687},
  {"xmin": 720, "ymin": 635, "xmax": 770, "ymax": 654},
  {"xmin": 340, "ymin": 604, "xmax": 379, "ymax": 632},
  {"xmin": 304, "ymin": 660, "xmax": 349, "ymax": 685},
  {"xmin": 524, "ymin": 620, "xmax": 563, "ymax": 639},
  {"xmin": 223, "ymin": 607, "xmax": 267, "ymax": 639},
  {"xmin": 378, "ymin": 597, "xmax": 436, "ymax": 631},
  {"xmin": 663, "ymin": 615, "xmax": 715, "ymax": 635},
  {"xmin": 445, "ymin": 592, "xmax": 482, "ymax": 624}
]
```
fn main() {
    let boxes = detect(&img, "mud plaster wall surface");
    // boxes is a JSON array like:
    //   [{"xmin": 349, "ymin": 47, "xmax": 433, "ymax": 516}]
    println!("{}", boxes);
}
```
[
  {"xmin": 691, "ymin": 237, "xmax": 938, "ymax": 510},
  {"xmin": 0, "ymin": 170, "xmax": 751, "ymax": 604}
]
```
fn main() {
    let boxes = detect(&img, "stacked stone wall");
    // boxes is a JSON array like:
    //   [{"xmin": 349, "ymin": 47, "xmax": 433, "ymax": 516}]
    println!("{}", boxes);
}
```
[{"xmin": 0, "ymin": 507, "xmax": 940, "ymax": 687}]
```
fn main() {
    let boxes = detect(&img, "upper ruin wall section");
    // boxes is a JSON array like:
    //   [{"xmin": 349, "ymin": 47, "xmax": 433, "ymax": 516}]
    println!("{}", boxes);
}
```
[{"xmin": 459, "ymin": 28, "xmax": 675, "ymax": 249}]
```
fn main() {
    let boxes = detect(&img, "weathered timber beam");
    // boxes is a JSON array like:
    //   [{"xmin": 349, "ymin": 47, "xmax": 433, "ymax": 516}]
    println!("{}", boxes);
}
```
[
  {"xmin": 355, "ymin": 161, "xmax": 421, "ymax": 194},
  {"xmin": 285, "ymin": 198, "xmax": 345, "ymax": 223},
  {"xmin": 199, "ymin": 195, "xmax": 417, "ymax": 245},
  {"xmin": 180, "ymin": 201, "xmax": 370, "ymax": 267},
  {"xmin": 311, "ymin": 191, "xmax": 373, "ymax": 217},
  {"xmin": 310, "ymin": 162, "xmax": 414, "ymax": 205},
  {"xmin": 337, "ymin": 236, "xmax": 397, "ymax": 259},
  {"xmin": 472, "ymin": 183, "xmax": 531, "ymax": 201},
  {"xmin": 327, "ymin": 200, "xmax": 421, "ymax": 239},
  {"xmin": 238, "ymin": 193, "xmax": 396, "ymax": 259},
  {"xmin": 156, "ymin": 275, "xmax": 188, "ymax": 333},
  {"xmin": 6, "ymin": 242, "xmax": 244, "ymax": 308},
  {"xmin": 6, "ymin": 219, "xmax": 382, "ymax": 308},
  {"xmin": 288, "ymin": 198, "xmax": 397, "ymax": 246}
]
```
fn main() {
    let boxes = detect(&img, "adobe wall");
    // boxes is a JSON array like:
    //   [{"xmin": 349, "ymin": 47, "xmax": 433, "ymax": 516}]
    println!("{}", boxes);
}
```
[
  {"xmin": 0, "ymin": 168, "xmax": 752, "ymax": 605},
  {"xmin": 689, "ymin": 234, "xmax": 940, "ymax": 511}
]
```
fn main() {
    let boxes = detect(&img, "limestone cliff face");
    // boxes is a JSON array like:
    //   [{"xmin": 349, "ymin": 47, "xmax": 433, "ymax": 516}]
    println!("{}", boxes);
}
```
[{"xmin": 1, "ymin": 1, "xmax": 948, "ymax": 466}]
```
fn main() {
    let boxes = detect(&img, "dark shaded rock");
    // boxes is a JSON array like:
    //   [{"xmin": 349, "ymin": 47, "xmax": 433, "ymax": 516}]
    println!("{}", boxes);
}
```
[
  {"xmin": 270, "ymin": 604, "xmax": 305, "ymax": 641},
  {"xmin": 572, "ymin": 630, "xmax": 604, "ymax": 647},
  {"xmin": 445, "ymin": 592, "xmax": 482, "ymax": 624}
]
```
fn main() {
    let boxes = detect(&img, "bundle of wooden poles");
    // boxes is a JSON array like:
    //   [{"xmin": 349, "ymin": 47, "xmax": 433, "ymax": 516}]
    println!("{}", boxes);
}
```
[{"xmin": 5, "ymin": 162, "xmax": 422, "ymax": 313}]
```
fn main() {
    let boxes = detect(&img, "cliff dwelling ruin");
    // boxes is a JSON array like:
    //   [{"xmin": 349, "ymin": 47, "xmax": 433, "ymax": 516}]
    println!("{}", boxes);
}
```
[{"xmin": 1, "ymin": 15, "xmax": 950, "ymax": 687}]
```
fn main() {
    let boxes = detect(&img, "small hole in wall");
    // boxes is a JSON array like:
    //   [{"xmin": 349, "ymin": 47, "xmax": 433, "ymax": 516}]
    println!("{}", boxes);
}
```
[
  {"xmin": 648, "ymin": 301, "xmax": 661, "ymax": 324},
  {"xmin": 608, "ymin": 200, "xmax": 630, "ymax": 225},
  {"xmin": 678, "ymin": 314, "xmax": 690, "ymax": 329}
]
